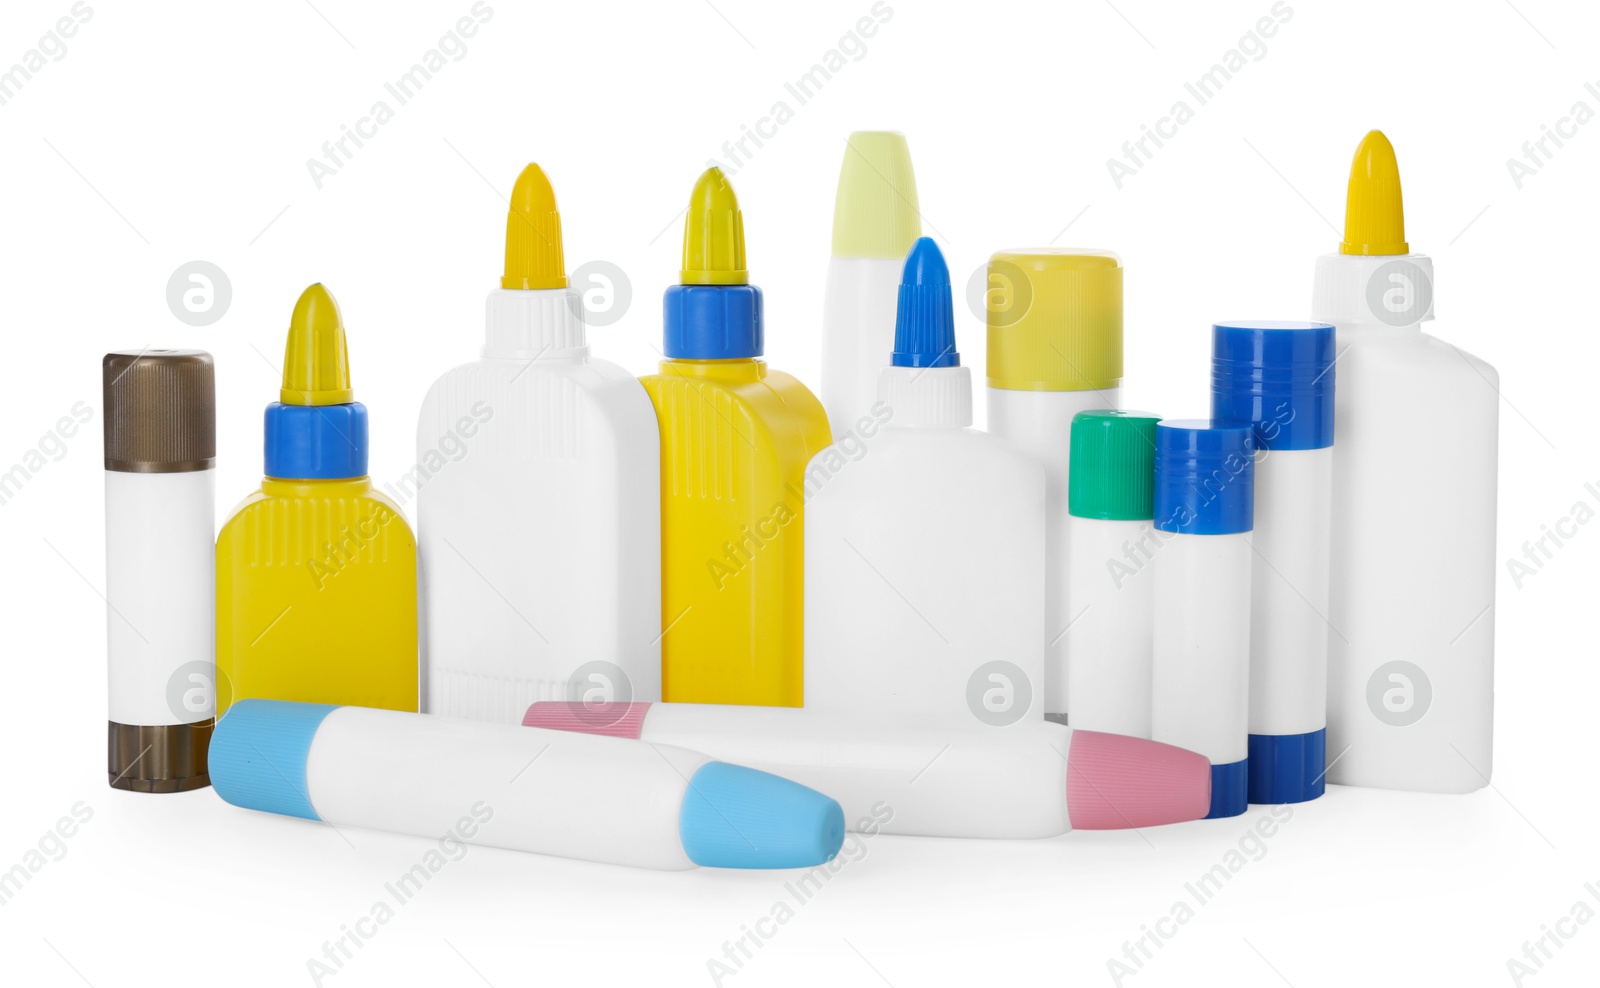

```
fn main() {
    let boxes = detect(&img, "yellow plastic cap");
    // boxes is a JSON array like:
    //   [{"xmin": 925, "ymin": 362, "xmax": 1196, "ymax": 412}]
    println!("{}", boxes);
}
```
[
  {"xmin": 281, "ymin": 283, "xmax": 354, "ymax": 406},
  {"xmin": 1340, "ymin": 130, "xmax": 1409, "ymax": 256},
  {"xmin": 681, "ymin": 167, "xmax": 748, "ymax": 286},
  {"xmin": 985, "ymin": 250, "xmax": 1123, "ymax": 392},
  {"xmin": 831, "ymin": 131, "xmax": 921, "ymax": 259},
  {"xmin": 502, "ymin": 163, "xmax": 569, "ymax": 290}
]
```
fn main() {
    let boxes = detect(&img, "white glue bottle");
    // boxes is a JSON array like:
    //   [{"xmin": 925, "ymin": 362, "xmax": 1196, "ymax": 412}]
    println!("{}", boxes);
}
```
[
  {"xmin": 985, "ymin": 250, "xmax": 1122, "ymax": 717},
  {"xmin": 1151, "ymin": 419, "xmax": 1254, "ymax": 818},
  {"xmin": 821, "ymin": 131, "xmax": 922, "ymax": 440},
  {"xmin": 1313, "ymin": 131, "xmax": 1497, "ymax": 792},
  {"xmin": 1062, "ymin": 410, "xmax": 1162, "ymax": 735},
  {"xmin": 417, "ymin": 164, "xmax": 661, "ymax": 721},
  {"xmin": 103, "ymin": 349, "xmax": 216, "ymax": 792},
  {"xmin": 804, "ymin": 237, "xmax": 1046, "ymax": 720},
  {"xmin": 1211, "ymin": 321, "xmax": 1335, "ymax": 804}
]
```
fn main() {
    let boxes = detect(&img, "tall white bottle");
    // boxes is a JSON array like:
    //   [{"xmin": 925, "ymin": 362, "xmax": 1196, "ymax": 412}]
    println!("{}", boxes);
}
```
[
  {"xmin": 821, "ymin": 131, "xmax": 921, "ymax": 440},
  {"xmin": 805, "ymin": 238, "xmax": 1046, "ymax": 721},
  {"xmin": 418, "ymin": 164, "xmax": 661, "ymax": 722},
  {"xmin": 1150, "ymin": 420, "xmax": 1255, "ymax": 819},
  {"xmin": 984, "ymin": 250, "xmax": 1122, "ymax": 720},
  {"xmin": 1314, "ymin": 131, "xmax": 1497, "ymax": 792}
]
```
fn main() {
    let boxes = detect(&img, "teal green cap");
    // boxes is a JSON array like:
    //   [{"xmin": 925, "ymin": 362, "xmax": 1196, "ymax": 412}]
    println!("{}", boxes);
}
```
[{"xmin": 1068, "ymin": 410, "xmax": 1160, "ymax": 520}]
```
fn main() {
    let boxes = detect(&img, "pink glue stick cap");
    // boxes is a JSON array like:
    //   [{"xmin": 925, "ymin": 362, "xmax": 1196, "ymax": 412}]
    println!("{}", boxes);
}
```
[
  {"xmin": 1066, "ymin": 730, "xmax": 1212, "ymax": 830},
  {"xmin": 523, "ymin": 701, "xmax": 652, "ymax": 739}
]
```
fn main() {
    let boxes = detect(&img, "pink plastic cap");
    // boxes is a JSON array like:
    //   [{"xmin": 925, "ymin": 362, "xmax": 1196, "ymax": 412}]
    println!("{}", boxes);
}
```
[
  {"xmin": 1066, "ymin": 730, "xmax": 1212, "ymax": 830},
  {"xmin": 521, "ymin": 701, "xmax": 653, "ymax": 739}
]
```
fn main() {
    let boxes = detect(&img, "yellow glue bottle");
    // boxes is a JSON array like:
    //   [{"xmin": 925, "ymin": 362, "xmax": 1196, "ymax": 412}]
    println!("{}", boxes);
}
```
[
  {"xmin": 215, "ymin": 284, "xmax": 418, "ymax": 716},
  {"xmin": 641, "ymin": 168, "xmax": 831, "ymax": 706}
]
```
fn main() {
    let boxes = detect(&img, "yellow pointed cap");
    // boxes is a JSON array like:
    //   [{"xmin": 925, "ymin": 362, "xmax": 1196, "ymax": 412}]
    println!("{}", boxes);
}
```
[
  {"xmin": 1340, "ymin": 130, "xmax": 1409, "ymax": 256},
  {"xmin": 681, "ymin": 167, "xmax": 748, "ymax": 286},
  {"xmin": 832, "ymin": 131, "xmax": 921, "ymax": 259},
  {"xmin": 985, "ymin": 250, "xmax": 1123, "ymax": 392},
  {"xmin": 502, "ymin": 163, "xmax": 568, "ymax": 290},
  {"xmin": 281, "ymin": 283, "xmax": 354, "ymax": 406}
]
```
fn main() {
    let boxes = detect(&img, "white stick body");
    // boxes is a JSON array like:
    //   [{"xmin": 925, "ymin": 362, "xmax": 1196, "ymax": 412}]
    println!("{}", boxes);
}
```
[
  {"xmin": 1316, "ymin": 253, "xmax": 1497, "ymax": 792},
  {"xmin": 308, "ymin": 707, "xmax": 709, "ymax": 870},
  {"xmin": 1064, "ymin": 515, "xmax": 1160, "ymax": 736},
  {"xmin": 1151, "ymin": 531, "xmax": 1252, "ymax": 766},
  {"xmin": 628, "ymin": 704, "xmax": 1075, "ymax": 839},
  {"xmin": 821, "ymin": 256, "xmax": 903, "ymax": 440},
  {"xmin": 987, "ymin": 386, "xmax": 1120, "ymax": 717},
  {"xmin": 417, "ymin": 341, "xmax": 661, "ymax": 722},
  {"xmin": 1248, "ymin": 447, "xmax": 1332, "ymax": 736},
  {"xmin": 105, "ymin": 469, "xmax": 215, "ymax": 726}
]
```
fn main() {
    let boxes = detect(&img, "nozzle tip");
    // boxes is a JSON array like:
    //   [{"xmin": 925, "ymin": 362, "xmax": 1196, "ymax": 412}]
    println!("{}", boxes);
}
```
[
  {"xmin": 681, "ymin": 167, "xmax": 748, "ymax": 286},
  {"xmin": 891, "ymin": 237, "xmax": 958, "ymax": 368},
  {"xmin": 281, "ymin": 283, "xmax": 354, "ymax": 406},
  {"xmin": 503, "ymin": 163, "xmax": 568, "ymax": 290},
  {"xmin": 832, "ymin": 131, "xmax": 921, "ymax": 259},
  {"xmin": 1339, "ymin": 130, "xmax": 1408, "ymax": 256}
]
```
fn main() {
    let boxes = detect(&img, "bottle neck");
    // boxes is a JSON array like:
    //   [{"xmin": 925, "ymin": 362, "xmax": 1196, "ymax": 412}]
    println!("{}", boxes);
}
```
[
  {"xmin": 262, "ymin": 476, "xmax": 372, "ymax": 496},
  {"xmin": 657, "ymin": 357, "xmax": 766, "ymax": 383},
  {"xmin": 876, "ymin": 365, "xmax": 972, "ymax": 429},
  {"xmin": 1311, "ymin": 252, "xmax": 1434, "ymax": 332},
  {"xmin": 484, "ymin": 288, "xmax": 589, "ymax": 360}
]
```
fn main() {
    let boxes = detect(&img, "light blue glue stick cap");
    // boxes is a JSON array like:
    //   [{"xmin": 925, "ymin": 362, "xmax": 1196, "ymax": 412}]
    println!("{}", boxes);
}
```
[
  {"xmin": 679, "ymin": 762, "xmax": 846, "ymax": 869},
  {"xmin": 209, "ymin": 699, "xmax": 337, "ymax": 821}
]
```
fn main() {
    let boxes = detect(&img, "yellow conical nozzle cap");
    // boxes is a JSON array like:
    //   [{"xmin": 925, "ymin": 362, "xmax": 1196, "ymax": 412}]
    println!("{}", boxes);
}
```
[
  {"xmin": 281, "ymin": 283, "xmax": 354, "ymax": 406},
  {"xmin": 1340, "ymin": 130, "xmax": 1409, "ymax": 256},
  {"xmin": 502, "ymin": 163, "xmax": 568, "ymax": 290},
  {"xmin": 832, "ymin": 131, "xmax": 921, "ymax": 259},
  {"xmin": 681, "ymin": 167, "xmax": 748, "ymax": 286}
]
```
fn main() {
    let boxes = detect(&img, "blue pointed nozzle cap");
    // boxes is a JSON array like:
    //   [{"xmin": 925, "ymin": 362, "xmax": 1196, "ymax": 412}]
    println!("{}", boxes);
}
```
[
  {"xmin": 678, "ymin": 762, "xmax": 845, "ymax": 869},
  {"xmin": 891, "ymin": 237, "xmax": 959, "ymax": 369}
]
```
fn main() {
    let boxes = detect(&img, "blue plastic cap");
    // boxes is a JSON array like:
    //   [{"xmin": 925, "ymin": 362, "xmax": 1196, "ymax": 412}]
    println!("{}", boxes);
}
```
[
  {"xmin": 1206, "ymin": 759, "xmax": 1249, "ymax": 819},
  {"xmin": 662, "ymin": 284, "xmax": 764, "ymax": 359},
  {"xmin": 1153, "ymin": 419, "xmax": 1254, "ymax": 535},
  {"xmin": 264, "ymin": 401, "xmax": 369, "ymax": 479},
  {"xmin": 1211, "ymin": 321, "xmax": 1336, "ymax": 450},
  {"xmin": 209, "ymin": 699, "xmax": 338, "ymax": 821},
  {"xmin": 891, "ymin": 237, "xmax": 959, "ymax": 368},
  {"xmin": 679, "ymin": 761, "xmax": 845, "ymax": 869},
  {"xmin": 1248, "ymin": 729, "xmax": 1327, "ymax": 804}
]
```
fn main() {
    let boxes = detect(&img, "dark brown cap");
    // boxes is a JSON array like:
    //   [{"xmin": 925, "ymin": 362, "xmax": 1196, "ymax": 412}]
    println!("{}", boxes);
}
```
[
  {"xmin": 103, "ymin": 349, "xmax": 216, "ymax": 473},
  {"xmin": 108, "ymin": 721, "xmax": 212, "ymax": 793}
]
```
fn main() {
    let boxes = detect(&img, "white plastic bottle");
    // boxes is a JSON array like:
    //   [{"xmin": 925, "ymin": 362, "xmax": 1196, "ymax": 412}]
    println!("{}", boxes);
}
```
[
  {"xmin": 1212, "ymin": 320, "xmax": 1336, "ymax": 804},
  {"xmin": 1063, "ymin": 410, "xmax": 1162, "ymax": 736},
  {"xmin": 985, "ymin": 250, "xmax": 1122, "ymax": 716},
  {"xmin": 821, "ymin": 131, "xmax": 922, "ymax": 440},
  {"xmin": 417, "ymin": 164, "xmax": 661, "ymax": 722},
  {"xmin": 525, "ymin": 701, "xmax": 1213, "ymax": 839},
  {"xmin": 1314, "ymin": 131, "xmax": 1497, "ymax": 793},
  {"xmin": 102, "ymin": 350, "xmax": 216, "ymax": 792},
  {"xmin": 210, "ymin": 700, "xmax": 844, "ymax": 870},
  {"xmin": 805, "ymin": 238, "xmax": 1045, "ymax": 720},
  {"xmin": 1150, "ymin": 419, "xmax": 1254, "ymax": 818}
]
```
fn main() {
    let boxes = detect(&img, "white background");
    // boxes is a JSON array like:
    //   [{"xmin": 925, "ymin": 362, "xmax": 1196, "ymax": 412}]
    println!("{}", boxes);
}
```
[{"xmin": 2, "ymin": 0, "xmax": 1597, "ymax": 984}]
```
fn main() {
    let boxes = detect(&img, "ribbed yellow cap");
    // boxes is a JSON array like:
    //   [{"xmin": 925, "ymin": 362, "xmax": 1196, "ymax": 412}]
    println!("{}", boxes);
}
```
[
  {"xmin": 1340, "ymin": 130, "xmax": 1409, "ymax": 256},
  {"xmin": 985, "ymin": 250, "xmax": 1123, "ymax": 392},
  {"xmin": 831, "ymin": 131, "xmax": 921, "ymax": 259},
  {"xmin": 681, "ymin": 167, "xmax": 748, "ymax": 286},
  {"xmin": 502, "ymin": 163, "xmax": 568, "ymax": 290},
  {"xmin": 281, "ymin": 283, "xmax": 353, "ymax": 406}
]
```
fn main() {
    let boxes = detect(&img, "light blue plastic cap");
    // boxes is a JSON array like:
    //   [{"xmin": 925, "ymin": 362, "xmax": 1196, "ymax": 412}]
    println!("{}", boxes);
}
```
[
  {"xmin": 679, "ymin": 762, "xmax": 845, "ymax": 869},
  {"xmin": 209, "ymin": 699, "xmax": 338, "ymax": 821}
]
